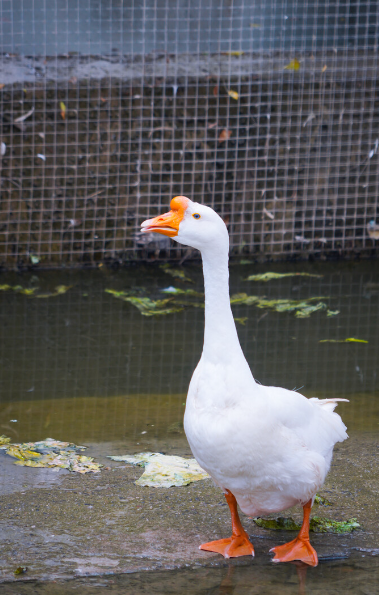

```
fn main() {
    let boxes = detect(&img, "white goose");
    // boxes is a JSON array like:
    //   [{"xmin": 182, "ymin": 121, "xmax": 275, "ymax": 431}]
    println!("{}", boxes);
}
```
[{"xmin": 141, "ymin": 196, "xmax": 348, "ymax": 567}]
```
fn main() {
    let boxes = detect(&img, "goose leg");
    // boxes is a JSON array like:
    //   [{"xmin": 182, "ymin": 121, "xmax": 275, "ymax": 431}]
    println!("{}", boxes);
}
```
[
  {"xmin": 270, "ymin": 499, "xmax": 318, "ymax": 567},
  {"xmin": 200, "ymin": 489, "xmax": 255, "ymax": 558}
]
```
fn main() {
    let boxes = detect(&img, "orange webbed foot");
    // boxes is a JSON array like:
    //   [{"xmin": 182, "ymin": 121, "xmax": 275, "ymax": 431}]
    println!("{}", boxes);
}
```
[
  {"xmin": 270, "ymin": 537, "xmax": 318, "ymax": 567},
  {"xmin": 200, "ymin": 534, "xmax": 255, "ymax": 558}
]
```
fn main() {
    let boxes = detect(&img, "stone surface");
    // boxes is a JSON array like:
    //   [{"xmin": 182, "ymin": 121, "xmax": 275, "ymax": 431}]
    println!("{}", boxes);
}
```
[{"xmin": 0, "ymin": 432, "xmax": 377, "ymax": 582}]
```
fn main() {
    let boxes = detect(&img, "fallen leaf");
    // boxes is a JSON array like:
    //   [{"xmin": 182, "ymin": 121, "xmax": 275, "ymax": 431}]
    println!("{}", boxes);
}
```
[
  {"xmin": 246, "ymin": 272, "xmax": 323, "ymax": 282},
  {"xmin": 37, "ymin": 154, "xmax": 46, "ymax": 161},
  {"xmin": 60, "ymin": 101, "xmax": 66, "ymax": 120},
  {"xmin": 326, "ymin": 309, "xmax": 340, "ymax": 317},
  {"xmin": 367, "ymin": 220, "xmax": 379, "ymax": 239},
  {"xmin": 284, "ymin": 58, "xmax": 300, "ymax": 71},
  {"xmin": 322, "ymin": 65, "xmax": 327, "ymax": 73},
  {"xmin": 33, "ymin": 285, "xmax": 72, "ymax": 298},
  {"xmin": 14, "ymin": 107, "xmax": 34, "ymax": 123},
  {"xmin": 30, "ymin": 255, "xmax": 40, "ymax": 264},
  {"xmin": 14, "ymin": 567, "xmax": 28, "ymax": 576},
  {"xmin": 250, "ymin": 23, "xmax": 261, "ymax": 28},
  {"xmin": 263, "ymin": 208, "xmax": 274, "ymax": 220},
  {"xmin": 319, "ymin": 338, "xmax": 368, "ymax": 344},
  {"xmin": 108, "ymin": 452, "xmax": 209, "ymax": 487},
  {"xmin": 213, "ymin": 86, "xmax": 219, "ymax": 97},
  {"xmin": 0, "ymin": 84, "xmax": 5, "ymax": 89},
  {"xmin": 228, "ymin": 90, "xmax": 239, "ymax": 101},
  {"xmin": 223, "ymin": 51, "xmax": 244, "ymax": 56},
  {"xmin": 69, "ymin": 76, "xmax": 77, "ymax": 84},
  {"xmin": 218, "ymin": 129, "xmax": 232, "ymax": 143},
  {"xmin": 208, "ymin": 121, "xmax": 217, "ymax": 129}
]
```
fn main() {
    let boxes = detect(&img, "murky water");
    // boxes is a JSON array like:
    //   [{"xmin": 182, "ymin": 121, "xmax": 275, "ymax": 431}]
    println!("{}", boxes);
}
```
[
  {"xmin": 0, "ymin": 261, "xmax": 378, "ymax": 592},
  {"xmin": 2, "ymin": 555, "xmax": 379, "ymax": 594}
]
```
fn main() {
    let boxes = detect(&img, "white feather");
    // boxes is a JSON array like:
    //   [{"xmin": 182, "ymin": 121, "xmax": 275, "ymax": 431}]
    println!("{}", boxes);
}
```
[{"xmin": 173, "ymin": 198, "xmax": 348, "ymax": 517}]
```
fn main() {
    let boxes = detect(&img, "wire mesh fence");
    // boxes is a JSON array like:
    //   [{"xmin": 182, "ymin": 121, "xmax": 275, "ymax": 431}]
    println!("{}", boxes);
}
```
[
  {"xmin": 0, "ymin": 0, "xmax": 379, "ymax": 267},
  {"xmin": 1, "ymin": 264, "xmax": 378, "ymax": 444}
]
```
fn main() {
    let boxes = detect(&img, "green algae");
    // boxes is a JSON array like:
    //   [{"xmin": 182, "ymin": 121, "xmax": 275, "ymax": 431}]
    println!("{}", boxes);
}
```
[
  {"xmin": 160, "ymin": 264, "xmax": 194, "ymax": 283},
  {"xmin": 234, "ymin": 317, "xmax": 248, "ymax": 325},
  {"xmin": 230, "ymin": 293, "xmax": 330, "ymax": 317},
  {"xmin": 0, "ymin": 284, "xmax": 71, "ymax": 297},
  {"xmin": 253, "ymin": 516, "xmax": 360, "ymax": 533},
  {"xmin": 125, "ymin": 296, "xmax": 184, "ymax": 316},
  {"xmin": 160, "ymin": 286, "xmax": 203, "ymax": 297},
  {"xmin": 105, "ymin": 289, "xmax": 184, "ymax": 316},
  {"xmin": 314, "ymin": 494, "xmax": 333, "ymax": 506},
  {"xmin": 246, "ymin": 272, "xmax": 323, "ymax": 282}
]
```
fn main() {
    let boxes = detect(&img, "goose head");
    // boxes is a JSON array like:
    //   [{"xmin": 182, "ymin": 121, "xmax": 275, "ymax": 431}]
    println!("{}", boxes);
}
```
[{"xmin": 141, "ymin": 196, "xmax": 228, "ymax": 252}]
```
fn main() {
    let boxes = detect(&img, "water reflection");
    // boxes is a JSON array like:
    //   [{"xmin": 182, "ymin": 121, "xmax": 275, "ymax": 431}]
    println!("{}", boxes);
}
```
[{"xmin": 2, "ymin": 555, "xmax": 379, "ymax": 594}]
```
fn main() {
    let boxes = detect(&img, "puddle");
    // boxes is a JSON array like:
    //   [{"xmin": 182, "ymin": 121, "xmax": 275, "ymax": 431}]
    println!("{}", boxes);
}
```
[
  {"xmin": 2, "ymin": 555, "xmax": 379, "ymax": 594},
  {"xmin": 0, "ymin": 262, "xmax": 378, "ymax": 585}
]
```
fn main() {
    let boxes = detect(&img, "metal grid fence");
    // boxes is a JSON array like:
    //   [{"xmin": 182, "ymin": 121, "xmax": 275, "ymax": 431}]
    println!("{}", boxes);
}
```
[{"xmin": 0, "ymin": 0, "xmax": 379, "ymax": 267}]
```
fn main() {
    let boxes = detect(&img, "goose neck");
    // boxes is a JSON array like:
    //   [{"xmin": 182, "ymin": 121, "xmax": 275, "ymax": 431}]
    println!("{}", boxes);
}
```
[{"xmin": 201, "ymin": 247, "xmax": 242, "ymax": 361}]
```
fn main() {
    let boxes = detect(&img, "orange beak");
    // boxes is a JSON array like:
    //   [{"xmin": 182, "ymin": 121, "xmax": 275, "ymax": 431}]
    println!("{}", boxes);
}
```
[{"xmin": 141, "ymin": 196, "xmax": 189, "ymax": 237}]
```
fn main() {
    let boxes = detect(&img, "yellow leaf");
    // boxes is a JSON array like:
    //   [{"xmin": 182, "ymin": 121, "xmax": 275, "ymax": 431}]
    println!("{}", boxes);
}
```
[
  {"xmin": 60, "ymin": 101, "xmax": 66, "ymax": 120},
  {"xmin": 284, "ymin": 59, "xmax": 300, "ymax": 71},
  {"xmin": 228, "ymin": 90, "xmax": 239, "ymax": 101},
  {"xmin": 224, "ymin": 51, "xmax": 244, "ymax": 56}
]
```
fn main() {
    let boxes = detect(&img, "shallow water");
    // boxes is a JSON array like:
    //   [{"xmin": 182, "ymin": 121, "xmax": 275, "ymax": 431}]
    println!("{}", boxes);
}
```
[
  {"xmin": 2, "ymin": 555, "xmax": 379, "ymax": 594},
  {"xmin": 0, "ymin": 261, "xmax": 378, "ymax": 591},
  {"xmin": 0, "ymin": 261, "xmax": 378, "ymax": 446}
]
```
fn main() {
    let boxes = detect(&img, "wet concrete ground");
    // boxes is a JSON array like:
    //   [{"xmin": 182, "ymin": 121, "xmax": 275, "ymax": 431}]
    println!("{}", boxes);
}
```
[{"xmin": 0, "ymin": 430, "xmax": 378, "ymax": 583}]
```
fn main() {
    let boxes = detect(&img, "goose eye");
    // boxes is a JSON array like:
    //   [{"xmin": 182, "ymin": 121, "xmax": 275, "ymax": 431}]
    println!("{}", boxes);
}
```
[{"xmin": 192, "ymin": 213, "xmax": 201, "ymax": 219}]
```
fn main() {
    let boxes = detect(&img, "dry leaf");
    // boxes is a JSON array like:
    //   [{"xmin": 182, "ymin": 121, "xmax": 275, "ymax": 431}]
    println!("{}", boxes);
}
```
[
  {"xmin": 284, "ymin": 58, "xmax": 300, "ymax": 71},
  {"xmin": 228, "ymin": 90, "xmax": 239, "ymax": 100},
  {"xmin": 207, "ymin": 122, "xmax": 217, "ymax": 129},
  {"xmin": 213, "ymin": 85, "xmax": 219, "ymax": 97},
  {"xmin": 69, "ymin": 76, "xmax": 77, "ymax": 84},
  {"xmin": 60, "ymin": 101, "xmax": 66, "ymax": 120},
  {"xmin": 218, "ymin": 129, "xmax": 232, "ymax": 143},
  {"xmin": 0, "ymin": 84, "xmax": 5, "ymax": 89},
  {"xmin": 322, "ymin": 65, "xmax": 327, "ymax": 73},
  {"xmin": 263, "ymin": 207, "xmax": 274, "ymax": 220},
  {"xmin": 14, "ymin": 107, "xmax": 34, "ymax": 123}
]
